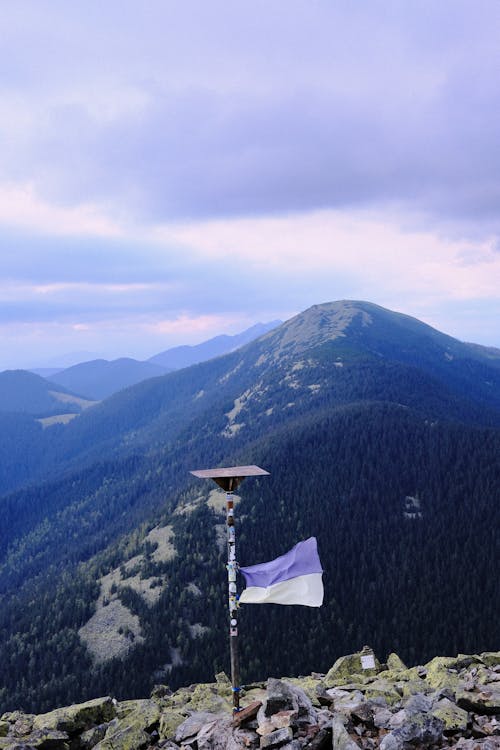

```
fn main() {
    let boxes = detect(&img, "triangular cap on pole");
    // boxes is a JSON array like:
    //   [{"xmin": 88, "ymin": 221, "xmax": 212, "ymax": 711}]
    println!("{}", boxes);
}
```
[{"xmin": 190, "ymin": 465, "xmax": 269, "ymax": 492}]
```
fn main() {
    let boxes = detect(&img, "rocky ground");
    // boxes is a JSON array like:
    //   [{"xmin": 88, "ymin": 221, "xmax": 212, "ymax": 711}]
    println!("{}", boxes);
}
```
[{"xmin": 1, "ymin": 649, "xmax": 499, "ymax": 750}]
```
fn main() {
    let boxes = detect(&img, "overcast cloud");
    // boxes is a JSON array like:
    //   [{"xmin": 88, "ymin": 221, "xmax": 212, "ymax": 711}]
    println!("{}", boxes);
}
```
[{"xmin": 0, "ymin": 1, "xmax": 499, "ymax": 367}]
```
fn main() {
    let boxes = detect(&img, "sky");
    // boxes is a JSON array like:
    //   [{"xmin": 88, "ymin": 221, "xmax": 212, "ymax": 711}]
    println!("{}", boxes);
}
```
[{"xmin": 1, "ymin": 0, "xmax": 499, "ymax": 369}]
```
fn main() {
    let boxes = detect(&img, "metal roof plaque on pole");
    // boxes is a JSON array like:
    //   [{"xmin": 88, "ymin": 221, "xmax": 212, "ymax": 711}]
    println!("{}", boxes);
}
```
[{"xmin": 190, "ymin": 465, "xmax": 269, "ymax": 712}]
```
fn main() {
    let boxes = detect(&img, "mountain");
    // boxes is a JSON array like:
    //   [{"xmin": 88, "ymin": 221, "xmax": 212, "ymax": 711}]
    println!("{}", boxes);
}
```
[
  {"xmin": 148, "ymin": 320, "xmax": 282, "ymax": 369},
  {"xmin": 0, "ymin": 369, "xmax": 95, "ymax": 417},
  {"xmin": 44, "ymin": 321, "xmax": 282, "ymax": 400},
  {"xmin": 49, "ymin": 358, "xmax": 169, "ymax": 401},
  {"xmin": 0, "ymin": 300, "xmax": 499, "ymax": 714}
]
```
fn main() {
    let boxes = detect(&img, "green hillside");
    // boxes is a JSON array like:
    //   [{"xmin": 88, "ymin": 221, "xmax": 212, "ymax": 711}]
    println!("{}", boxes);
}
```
[{"xmin": 0, "ymin": 301, "xmax": 499, "ymax": 714}]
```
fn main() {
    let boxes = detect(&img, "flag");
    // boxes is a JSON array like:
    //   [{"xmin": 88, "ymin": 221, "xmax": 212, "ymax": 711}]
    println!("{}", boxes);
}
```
[{"xmin": 239, "ymin": 537, "xmax": 324, "ymax": 607}]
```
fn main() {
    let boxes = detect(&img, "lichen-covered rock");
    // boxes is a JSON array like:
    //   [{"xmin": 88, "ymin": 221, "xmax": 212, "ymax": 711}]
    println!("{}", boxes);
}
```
[
  {"xmin": 331, "ymin": 716, "xmax": 360, "ymax": 750},
  {"xmin": 8, "ymin": 728, "xmax": 69, "ymax": 749},
  {"xmin": 115, "ymin": 699, "xmax": 160, "ymax": 731},
  {"xmin": 456, "ymin": 684, "xmax": 500, "ymax": 715},
  {"xmin": 286, "ymin": 676, "xmax": 324, "ymax": 708},
  {"xmin": 423, "ymin": 656, "xmax": 464, "ymax": 691},
  {"xmin": 431, "ymin": 697, "xmax": 469, "ymax": 732},
  {"xmin": 93, "ymin": 721, "xmax": 150, "ymax": 750},
  {"xmin": 479, "ymin": 651, "xmax": 500, "ymax": 669},
  {"xmin": 325, "ymin": 648, "xmax": 381, "ymax": 685},
  {"xmin": 0, "ymin": 724, "xmax": 8, "ymax": 738},
  {"xmin": 386, "ymin": 654, "xmax": 407, "ymax": 672},
  {"xmin": 79, "ymin": 723, "xmax": 109, "ymax": 750},
  {"xmin": 89, "ymin": 699, "xmax": 160, "ymax": 750},
  {"xmin": 158, "ymin": 710, "xmax": 186, "ymax": 740},
  {"xmin": 164, "ymin": 682, "xmax": 232, "ymax": 715},
  {"xmin": 32, "ymin": 698, "xmax": 116, "ymax": 735},
  {"xmin": 363, "ymin": 679, "xmax": 402, "ymax": 706}
]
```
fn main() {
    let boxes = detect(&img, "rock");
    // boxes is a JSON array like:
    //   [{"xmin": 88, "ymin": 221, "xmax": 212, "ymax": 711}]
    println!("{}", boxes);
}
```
[
  {"xmin": 261, "ymin": 680, "xmax": 298, "ymax": 718},
  {"xmin": 214, "ymin": 672, "xmax": 232, "ymax": 697},
  {"xmin": 79, "ymin": 723, "xmax": 109, "ymax": 749},
  {"xmin": 373, "ymin": 706, "xmax": 393, "ymax": 729},
  {"xmin": 383, "ymin": 711, "xmax": 444, "ymax": 749},
  {"xmin": 386, "ymin": 654, "xmax": 407, "ymax": 672},
  {"xmin": 331, "ymin": 717, "xmax": 360, "ymax": 750},
  {"xmin": 287, "ymin": 676, "xmax": 325, "ymax": 708},
  {"xmin": 164, "ymin": 682, "xmax": 232, "ymax": 714},
  {"xmin": 432, "ymin": 697, "xmax": 469, "ymax": 732},
  {"xmin": 195, "ymin": 715, "xmax": 243, "ymax": 750},
  {"xmin": 258, "ymin": 679, "xmax": 315, "ymax": 729},
  {"xmin": 480, "ymin": 652, "xmax": 500, "ymax": 669},
  {"xmin": 150, "ymin": 685, "xmax": 172, "ymax": 702},
  {"xmin": 259, "ymin": 727, "xmax": 293, "ymax": 748},
  {"xmin": 91, "ymin": 700, "xmax": 160, "ymax": 750},
  {"xmin": 305, "ymin": 726, "xmax": 332, "ymax": 750},
  {"xmin": 0, "ymin": 725, "xmax": 8, "ymax": 739},
  {"xmin": 32, "ymin": 698, "xmax": 116, "ymax": 735},
  {"xmin": 326, "ymin": 648, "xmax": 381, "ymax": 685},
  {"xmin": 232, "ymin": 701, "xmax": 262, "ymax": 728},
  {"xmin": 158, "ymin": 710, "xmax": 186, "ymax": 740},
  {"xmin": 93, "ymin": 722, "xmax": 150, "ymax": 750},
  {"xmin": 327, "ymin": 688, "xmax": 365, "ymax": 716},
  {"xmin": 174, "ymin": 712, "xmax": 220, "ymax": 744},
  {"xmin": 457, "ymin": 684, "xmax": 500, "ymax": 715},
  {"xmin": 11, "ymin": 729, "xmax": 69, "ymax": 749},
  {"xmin": 363, "ymin": 680, "xmax": 401, "ymax": 706},
  {"xmin": 115, "ymin": 699, "xmax": 160, "ymax": 731}
]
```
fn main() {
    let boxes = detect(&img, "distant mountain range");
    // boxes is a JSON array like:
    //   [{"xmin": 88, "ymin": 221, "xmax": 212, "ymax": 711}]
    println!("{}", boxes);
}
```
[
  {"xmin": 0, "ymin": 300, "xmax": 498, "ymax": 715},
  {"xmin": 28, "ymin": 320, "xmax": 281, "ymax": 400},
  {"xmin": 0, "ymin": 369, "xmax": 95, "ymax": 417}
]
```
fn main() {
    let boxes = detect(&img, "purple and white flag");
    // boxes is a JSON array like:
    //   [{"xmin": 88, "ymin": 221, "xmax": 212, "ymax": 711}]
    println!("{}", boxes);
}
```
[{"xmin": 239, "ymin": 537, "xmax": 324, "ymax": 607}]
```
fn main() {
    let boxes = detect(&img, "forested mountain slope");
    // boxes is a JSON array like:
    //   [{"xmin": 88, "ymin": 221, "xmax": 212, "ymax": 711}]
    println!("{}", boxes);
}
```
[
  {"xmin": 49, "ymin": 357, "xmax": 169, "ymax": 400},
  {"xmin": 0, "ymin": 301, "xmax": 499, "ymax": 714}
]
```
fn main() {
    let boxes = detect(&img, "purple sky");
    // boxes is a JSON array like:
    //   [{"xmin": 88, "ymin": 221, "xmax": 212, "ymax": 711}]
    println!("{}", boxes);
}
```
[{"xmin": 1, "ymin": 1, "xmax": 499, "ymax": 368}]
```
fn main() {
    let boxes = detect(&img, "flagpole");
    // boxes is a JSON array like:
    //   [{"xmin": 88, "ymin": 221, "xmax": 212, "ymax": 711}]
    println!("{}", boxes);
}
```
[
  {"xmin": 189, "ymin": 465, "xmax": 270, "ymax": 714},
  {"xmin": 226, "ymin": 487, "xmax": 241, "ymax": 712}
]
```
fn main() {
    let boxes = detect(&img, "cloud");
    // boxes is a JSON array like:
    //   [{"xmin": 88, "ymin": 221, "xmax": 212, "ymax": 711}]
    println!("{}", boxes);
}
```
[
  {"xmin": 0, "ymin": 1, "xmax": 499, "ymax": 366},
  {"xmin": 0, "ymin": 1, "xmax": 498, "ymax": 235}
]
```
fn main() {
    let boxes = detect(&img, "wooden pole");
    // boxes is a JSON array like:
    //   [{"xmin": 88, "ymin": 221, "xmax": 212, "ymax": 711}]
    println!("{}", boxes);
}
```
[{"xmin": 226, "ymin": 488, "xmax": 241, "ymax": 712}]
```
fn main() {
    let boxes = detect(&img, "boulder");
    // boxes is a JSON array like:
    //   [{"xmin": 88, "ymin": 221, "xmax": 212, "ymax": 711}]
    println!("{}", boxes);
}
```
[
  {"xmin": 456, "ymin": 684, "xmax": 500, "ymax": 715},
  {"xmin": 158, "ymin": 710, "xmax": 187, "ymax": 740},
  {"xmin": 261, "ymin": 680, "xmax": 298, "ymax": 718},
  {"xmin": 363, "ymin": 679, "xmax": 401, "ymax": 706},
  {"xmin": 115, "ymin": 699, "xmax": 160, "ymax": 731},
  {"xmin": 431, "ymin": 697, "xmax": 469, "ymax": 732},
  {"xmin": 79, "ymin": 723, "xmax": 109, "ymax": 750},
  {"xmin": 0, "ymin": 724, "xmax": 8, "ymax": 739},
  {"xmin": 164, "ymin": 682, "xmax": 232, "ymax": 715},
  {"xmin": 386, "ymin": 654, "xmax": 407, "ymax": 672},
  {"xmin": 331, "ymin": 717, "xmax": 360, "ymax": 750},
  {"xmin": 479, "ymin": 652, "xmax": 500, "ymax": 669},
  {"xmin": 325, "ymin": 648, "xmax": 381, "ymax": 685},
  {"xmin": 259, "ymin": 726, "xmax": 293, "ymax": 748},
  {"xmin": 380, "ymin": 711, "xmax": 444, "ymax": 750},
  {"xmin": 32, "ymin": 698, "xmax": 116, "ymax": 735},
  {"xmin": 174, "ymin": 712, "xmax": 221, "ymax": 744},
  {"xmin": 195, "ymin": 715, "xmax": 242, "ymax": 750},
  {"xmin": 93, "ymin": 721, "xmax": 150, "ymax": 750},
  {"xmin": 258, "ymin": 679, "xmax": 315, "ymax": 727}
]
